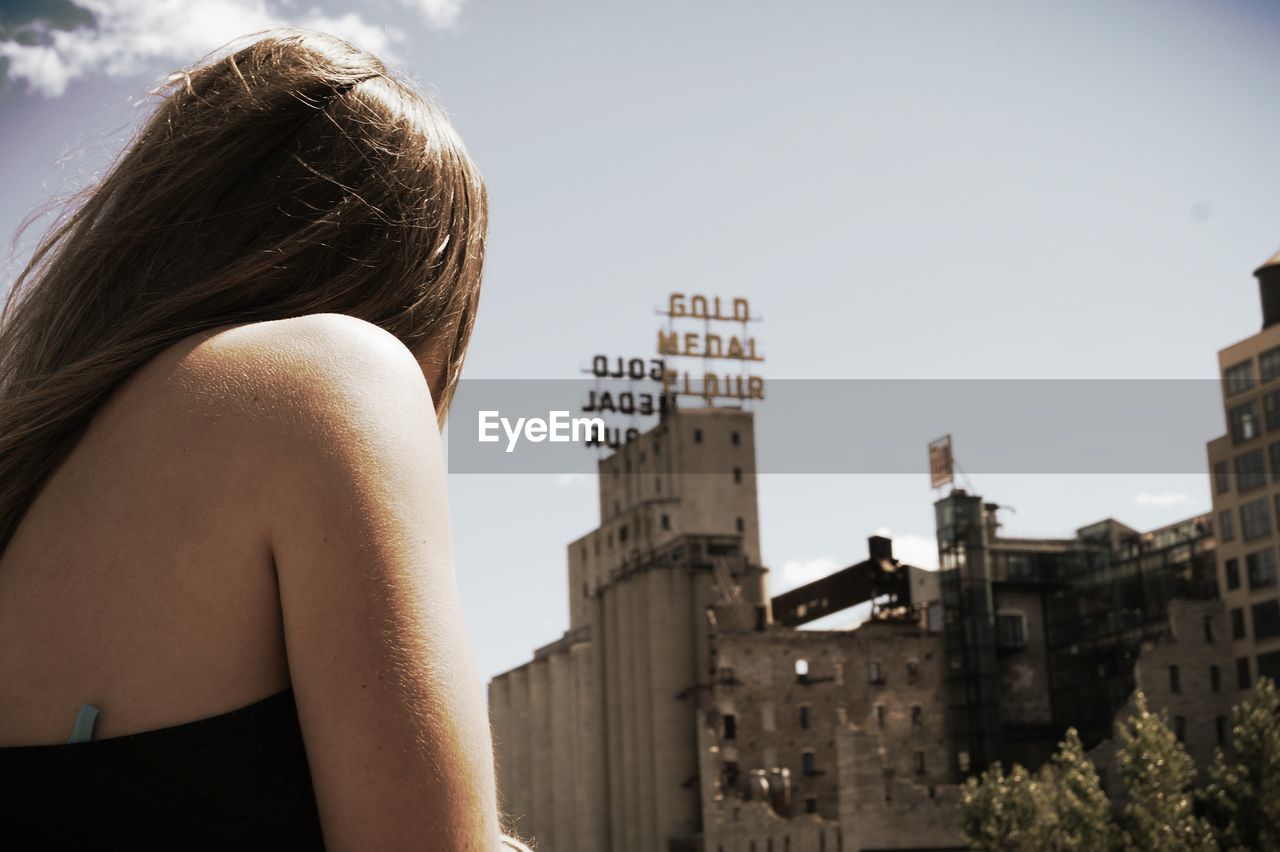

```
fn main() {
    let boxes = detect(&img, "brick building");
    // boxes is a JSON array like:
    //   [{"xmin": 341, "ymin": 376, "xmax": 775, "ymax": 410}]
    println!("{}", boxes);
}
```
[
  {"xmin": 1206, "ymin": 248, "xmax": 1280, "ymax": 692},
  {"xmin": 489, "ymin": 403, "xmax": 1230, "ymax": 850},
  {"xmin": 488, "ymin": 409, "xmax": 965, "ymax": 851}
]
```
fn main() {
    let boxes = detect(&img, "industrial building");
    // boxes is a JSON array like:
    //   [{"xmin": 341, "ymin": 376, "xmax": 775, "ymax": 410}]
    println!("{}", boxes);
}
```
[
  {"xmin": 933, "ymin": 490, "xmax": 1219, "ymax": 777},
  {"xmin": 488, "ymin": 408, "xmax": 962, "ymax": 851},
  {"xmin": 489, "ymin": 403, "xmax": 1229, "ymax": 851}
]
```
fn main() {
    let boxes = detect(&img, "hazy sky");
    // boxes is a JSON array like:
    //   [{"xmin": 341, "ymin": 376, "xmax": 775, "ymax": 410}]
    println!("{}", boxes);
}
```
[{"xmin": 3, "ymin": 0, "xmax": 1280, "ymax": 682}]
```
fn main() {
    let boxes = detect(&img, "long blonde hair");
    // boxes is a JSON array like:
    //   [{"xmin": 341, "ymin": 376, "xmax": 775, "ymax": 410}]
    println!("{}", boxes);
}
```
[{"xmin": 0, "ymin": 29, "xmax": 488, "ymax": 554}]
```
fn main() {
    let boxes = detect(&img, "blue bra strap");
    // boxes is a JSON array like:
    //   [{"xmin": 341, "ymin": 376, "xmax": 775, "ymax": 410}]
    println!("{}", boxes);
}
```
[{"xmin": 67, "ymin": 704, "xmax": 100, "ymax": 744}]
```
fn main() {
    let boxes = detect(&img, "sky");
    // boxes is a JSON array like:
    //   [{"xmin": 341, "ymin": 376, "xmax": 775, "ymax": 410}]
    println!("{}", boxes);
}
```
[{"xmin": 3, "ymin": 0, "xmax": 1280, "ymax": 683}]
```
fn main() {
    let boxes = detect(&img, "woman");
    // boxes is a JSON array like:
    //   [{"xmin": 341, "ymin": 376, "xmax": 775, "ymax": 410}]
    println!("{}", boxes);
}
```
[{"xmin": 0, "ymin": 29, "xmax": 526, "ymax": 850}]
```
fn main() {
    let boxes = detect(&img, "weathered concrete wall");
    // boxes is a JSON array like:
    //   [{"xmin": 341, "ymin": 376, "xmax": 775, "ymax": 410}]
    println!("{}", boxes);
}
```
[
  {"xmin": 505, "ymin": 665, "xmax": 532, "ymax": 840},
  {"xmin": 993, "ymin": 587, "xmax": 1053, "ymax": 725},
  {"xmin": 571, "ymin": 640, "xmax": 606, "ymax": 850},
  {"xmin": 705, "ymin": 606, "xmax": 951, "ymax": 818},
  {"xmin": 1089, "ymin": 598, "xmax": 1236, "ymax": 790},
  {"xmin": 528, "ymin": 658, "xmax": 552, "ymax": 847},
  {"xmin": 696, "ymin": 605, "xmax": 964, "ymax": 852},
  {"xmin": 696, "ymin": 714, "xmax": 843, "ymax": 852},
  {"xmin": 835, "ymin": 726, "xmax": 965, "ymax": 851},
  {"xmin": 489, "ymin": 673, "xmax": 512, "ymax": 825}
]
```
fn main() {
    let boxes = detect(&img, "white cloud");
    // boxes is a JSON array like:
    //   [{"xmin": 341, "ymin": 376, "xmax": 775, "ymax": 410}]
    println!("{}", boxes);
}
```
[
  {"xmin": 400, "ymin": 0, "xmax": 465, "ymax": 30},
  {"xmin": 872, "ymin": 528, "xmax": 938, "ymax": 569},
  {"xmin": 0, "ymin": 0, "xmax": 444, "ymax": 97},
  {"xmin": 769, "ymin": 556, "xmax": 839, "ymax": 597},
  {"xmin": 1135, "ymin": 492, "xmax": 1190, "ymax": 507},
  {"xmin": 296, "ymin": 11, "xmax": 403, "ymax": 56}
]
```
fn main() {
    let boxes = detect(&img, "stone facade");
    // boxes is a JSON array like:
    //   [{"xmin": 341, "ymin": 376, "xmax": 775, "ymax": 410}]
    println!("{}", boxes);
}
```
[
  {"xmin": 488, "ymin": 410, "xmax": 967, "ymax": 851},
  {"xmin": 1088, "ymin": 598, "xmax": 1237, "ymax": 789},
  {"xmin": 698, "ymin": 602, "xmax": 964, "ymax": 852}
]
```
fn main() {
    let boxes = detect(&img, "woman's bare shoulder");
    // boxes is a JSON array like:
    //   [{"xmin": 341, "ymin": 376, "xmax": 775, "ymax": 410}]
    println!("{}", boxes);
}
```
[{"xmin": 151, "ymin": 313, "xmax": 431, "ymax": 440}]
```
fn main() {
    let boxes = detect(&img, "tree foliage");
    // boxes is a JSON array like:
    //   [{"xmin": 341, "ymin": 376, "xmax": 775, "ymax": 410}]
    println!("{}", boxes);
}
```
[
  {"xmin": 1114, "ymin": 691, "xmax": 1217, "ymax": 852},
  {"xmin": 1048, "ymin": 727, "xmax": 1116, "ymax": 850},
  {"xmin": 1202, "ymin": 677, "xmax": 1280, "ymax": 851},
  {"xmin": 961, "ymin": 761, "xmax": 1055, "ymax": 852}
]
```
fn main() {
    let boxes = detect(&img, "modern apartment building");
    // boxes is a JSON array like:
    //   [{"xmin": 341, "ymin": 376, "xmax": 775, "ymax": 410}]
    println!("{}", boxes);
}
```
[{"xmin": 1206, "ymin": 249, "xmax": 1280, "ymax": 693}]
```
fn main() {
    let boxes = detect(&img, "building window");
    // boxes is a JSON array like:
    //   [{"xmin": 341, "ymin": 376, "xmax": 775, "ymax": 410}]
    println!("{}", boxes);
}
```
[
  {"xmin": 913, "ymin": 751, "xmax": 926, "ymax": 775},
  {"xmin": 1210, "ymin": 664, "xmax": 1221, "ymax": 693},
  {"xmin": 732, "ymin": 431, "xmax": 741, "ymax": 446},
  {"xmin": 799, "ymin": 706, "xmax": 810, "ymax": 730},
  {"xmin": 1226, "ymin": 558, "xmax": 1241, "ymax": 591},
  {"xmin": 804, "ymin": 797, "xmax": 817, "ymax": 814},
  {"xmin": 1232, "ymin": 607, "xmax": 1247, "ymax": 640},
  {"xmin": 1216, "ymin": 715, "xmax": 1228, "ymax": 747},
  {"xmin": 733, "ymin": 466, "xmax": 742, "ymax": 484},
  {"xmin": 736, "ymin": 516, "xmax": 745, "ymax": 533},
  {"xmin": 694, "ymin": 429, "xmax": 703, "ymax": 444},
  {"xmin": 1259, "ymin": 649, "xmax": 1280, "ymax": 682},
  {"xmin": 869, "ymin": 661, "xmax": 884, "ymax": 684},
  {"xmin": 1241, "ymin": 499, "xmax": 1272, "ymax": 541},
  {"xmin": 802, "ymin": 751, "xmax": 816, "ymax": 776},
  {"xmin": 1230, "ymin": 401, "xmax": 1261, "ymax": 444},
  {"xmin": 1225, "ymin": 360, "xmax": 1256, "ymax": 396},
  {"xmin": 1248, "ymin": 548, "xmax": 1278, "ymax": 589},
  {"xmin": 619, "ymin": 525, "xmax": 628, "ymax": 543},
  {"xmin": 1221, "ymin": 511, "xmax": 1236, "ymax": 544},
  {"xmin": 1169, "ymin": 665, "xmax": 1181, "ymax": 694},
  {"xmin": 1238, "ymin": 657, "xmax": 1252, "ymax": 690},
  {"xmin": 996, "ymin": 612, "xmax": 1027, "ymax": 649},
  {"xmin": 1263, "ymin": 347, "xmax": 1280, "ymax": 382},
  {"xmin": 1174, "ymin": 715, "xmax": 1186, "ymax": 742},
  {"xmin": 1267, "ymin": 391, "xmax": 1280, "ymax": 432},
  {"xmin": 1251, "ymin": 599, "xmax": 1280, "ymax": 640},
  {"xmin": 1237, "ymin": 450, "xmax": 1268, "ymax": 491},
  {"xmin": 1204, "ymin": 614, "xmax": 1216, "ymax": 643},
  {"xmin": 874, "ymin": 705, "xmax": 885, "ymax": 728},
  {"xmin": 911, "ymin": 705, "xmax": 922, "ymax": 728},
  {"xmin": 906, "ymin": 661, "xmax": 919, "ymax": 684},
  {"xmin": 1215, "ymin": 460, "xmax": 1232, "ymax": 494},
  {"xmin": 723, "ymin": 761, "xmax": 740, "ymax": 791},
  {"xmin": 723, "ymin": 713, "xmax": 737, "ymax": 740},
  {"xmin": 795, "ymin": 659, "xmax": 809, "ymax": 682}
]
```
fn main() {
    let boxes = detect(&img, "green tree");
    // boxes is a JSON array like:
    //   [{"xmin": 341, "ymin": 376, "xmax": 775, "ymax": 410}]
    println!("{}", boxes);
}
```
[
  {"xmin": 960, "ymin": 761, "xmax": 1057, "ymax": 851},
  {"xmin": 1047, "ymin": 727, "xmax": 1117, "ymax": 850},
  {"xmin": 1115, "ymin": 690, "xmax": 1217, "ymax": 852},
  {"xmin": 1203, "ymin": 677, "xmax": 1280, "ymax": 851}
]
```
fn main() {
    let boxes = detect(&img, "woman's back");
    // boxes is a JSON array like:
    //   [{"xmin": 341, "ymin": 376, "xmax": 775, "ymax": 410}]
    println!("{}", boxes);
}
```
[
  {"xmin": 0, "ymin": 319, "xmax": 300, "ymax": 745},
  {"xmin": 0, "ymin": 314, "xmax": 503, "ymax": 847}
]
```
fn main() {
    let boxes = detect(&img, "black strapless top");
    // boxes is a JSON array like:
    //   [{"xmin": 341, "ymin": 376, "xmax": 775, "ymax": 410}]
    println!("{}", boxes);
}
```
[{"xmin": 0, "ymin": 688, "xmax": 325, "ymax": 849}]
